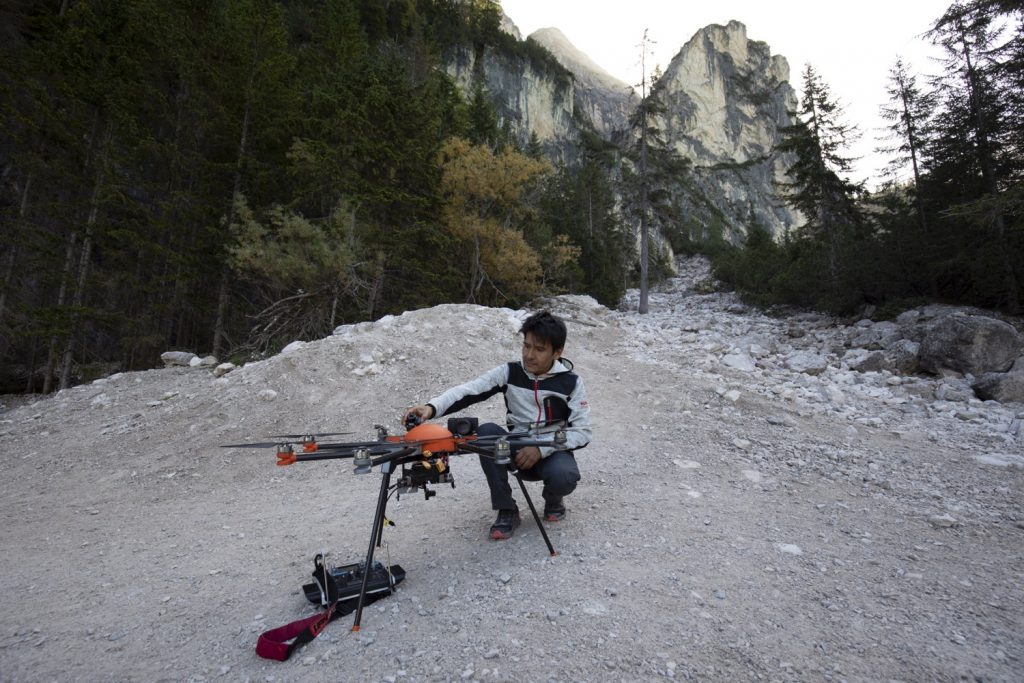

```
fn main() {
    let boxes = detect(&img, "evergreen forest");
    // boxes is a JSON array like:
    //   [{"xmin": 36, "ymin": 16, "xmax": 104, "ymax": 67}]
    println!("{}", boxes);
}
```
[
  {"xmin": 1, "ymin": 0, "xmax": 1021, "ymax": 394},
  {"xmin": 711, "ymin": 0, "xmax": 1024, "ymax": 319}
]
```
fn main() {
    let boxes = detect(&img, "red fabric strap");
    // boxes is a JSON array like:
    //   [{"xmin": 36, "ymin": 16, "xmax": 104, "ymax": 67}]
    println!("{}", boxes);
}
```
[{"xmin": 256, "ymin": 604, "xmax": 336, "ymax": 661}]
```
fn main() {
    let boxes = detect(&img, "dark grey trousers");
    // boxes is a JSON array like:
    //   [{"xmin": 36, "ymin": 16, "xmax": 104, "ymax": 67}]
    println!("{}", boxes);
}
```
[{"xmin": 476, "ymin": 422, "xmax": 580, "ymax": 510}]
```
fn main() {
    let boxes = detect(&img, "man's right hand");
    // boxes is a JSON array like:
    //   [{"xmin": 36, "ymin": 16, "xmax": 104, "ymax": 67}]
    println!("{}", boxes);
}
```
[{"xmin": 403, "ymin": 404, "xmax": 435, "ymax": 425}]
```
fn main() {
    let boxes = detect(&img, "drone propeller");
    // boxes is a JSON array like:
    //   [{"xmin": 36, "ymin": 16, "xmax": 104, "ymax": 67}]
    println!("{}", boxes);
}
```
[
  {"xmin": 270, "ymin": 431, "xmax": 354, "ymax": 439},
  {"xmin": 222, "ymin": 441, "xmax": 292, "ymax": 449}
]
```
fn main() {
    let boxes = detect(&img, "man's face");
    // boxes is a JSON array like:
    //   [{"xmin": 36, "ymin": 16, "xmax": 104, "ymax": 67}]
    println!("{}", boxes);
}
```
[{"xmin": 521, "ymin": 331, "xmax": 561, "ymax": 376}]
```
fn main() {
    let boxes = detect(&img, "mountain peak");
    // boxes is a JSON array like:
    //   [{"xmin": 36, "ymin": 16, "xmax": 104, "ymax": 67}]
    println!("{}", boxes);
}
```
[{"xmin": 528, "ymin": 27, "xmax": 631, "ymax": 93}]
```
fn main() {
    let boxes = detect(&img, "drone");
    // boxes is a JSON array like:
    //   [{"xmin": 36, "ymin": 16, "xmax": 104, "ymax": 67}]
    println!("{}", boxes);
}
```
[{"xmin": 224, "ymin": 415, "xmax": 574, "ymax": 660}]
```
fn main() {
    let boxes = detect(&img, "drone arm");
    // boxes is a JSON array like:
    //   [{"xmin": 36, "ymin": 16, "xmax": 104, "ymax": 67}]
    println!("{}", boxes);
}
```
[{"xmin": 370, "ymin": 446, "xmax": 418, "ymax": 467}]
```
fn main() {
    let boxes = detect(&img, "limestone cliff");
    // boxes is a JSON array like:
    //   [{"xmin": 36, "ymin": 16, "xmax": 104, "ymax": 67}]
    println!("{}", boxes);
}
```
[
  {"xmin": 653, "ymin": 21, "xmax": 801, "ymax": 239},
  {"xmin": 528, "ymin": 27, "xmax": 637, "ymax": 137},
  {"xmin": 446, "ymin": 13, "xmax": 800, "ymax": 241},
  {"xmin": 444, "ymin": 41, "xmax": 579, "ymax": 162}
]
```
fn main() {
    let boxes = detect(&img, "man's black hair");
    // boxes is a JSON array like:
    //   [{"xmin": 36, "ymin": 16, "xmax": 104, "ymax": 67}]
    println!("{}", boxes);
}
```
[{"xmin": 520, "ymin": 310, "xmax": 567, "ymax": 351}]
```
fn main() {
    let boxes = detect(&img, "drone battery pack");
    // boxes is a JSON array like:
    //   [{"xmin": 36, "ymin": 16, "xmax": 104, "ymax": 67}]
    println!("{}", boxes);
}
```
[{"xmin": 302, "ymin": 561, "xmax": 406, "ymax": 605}]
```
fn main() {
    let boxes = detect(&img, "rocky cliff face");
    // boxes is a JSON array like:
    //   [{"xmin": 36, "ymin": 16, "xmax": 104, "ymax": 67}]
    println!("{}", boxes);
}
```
[
  {"xmin": 444, "ymin": 43, "xmax": 578, "ymax": 162},
  {"xmin": 448, "ymin": 14, "xmax": 800, "ymax": 240},
  {"xmin": 528, "ymin": 27, "xmax": 637, "ymax": 137},
  {"xmin": 653, "ymin": 21, "xmax": 801, "ymax": 239}
]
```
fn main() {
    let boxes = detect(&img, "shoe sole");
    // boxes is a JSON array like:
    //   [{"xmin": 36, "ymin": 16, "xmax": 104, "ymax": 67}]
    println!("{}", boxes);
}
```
[
  {"xmin": 490, "ymin": 529, "xmax": 514, "ymax": 540},
  {"xmin": 544, "ymin": 509, "xmax": 566, "ymax": 522}
]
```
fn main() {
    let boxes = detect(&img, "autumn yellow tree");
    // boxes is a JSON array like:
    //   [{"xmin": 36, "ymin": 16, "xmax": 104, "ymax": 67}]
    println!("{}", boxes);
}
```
[{"xmin": 437, "ymin": 136, "xmax": 552, "ymax": 304}]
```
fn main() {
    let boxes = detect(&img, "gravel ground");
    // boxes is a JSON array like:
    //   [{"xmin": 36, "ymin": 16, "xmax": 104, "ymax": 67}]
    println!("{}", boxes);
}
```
[{"xmin": 1, "ymin": 258, "xmax": 1021, "ymax": 682}]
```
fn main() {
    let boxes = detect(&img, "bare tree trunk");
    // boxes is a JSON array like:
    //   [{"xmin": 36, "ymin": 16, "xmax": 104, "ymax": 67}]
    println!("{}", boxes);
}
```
[
  {"xmin": 24, "ymin": 335, "xmax": 39, "ymax": 394},
  {"xmin": 0, "ymin": 173, "xmax": 31, "ymax": 337},
  {"xmin": 637, "ymin": 31, "xmax": 651, "ymax": 315},
  {"xmin": 42, "ymin": 230, "xmax": 77, "ymax": 394},
  {"xmin": 213, "ymin": 22, "xmax": 263, "ymax": 356},
  {"xmin": 59, "ymin": 142, "xmax": 107, "ymax": 390}
]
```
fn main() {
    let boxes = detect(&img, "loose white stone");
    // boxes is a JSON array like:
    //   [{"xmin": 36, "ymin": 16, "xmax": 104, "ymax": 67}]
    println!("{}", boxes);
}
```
[
  {"xmin": 928, "ymin": 514, "xmax": 958, "ymax": 528},
  {"xmin": 722, "ymin": 353, "xmax": 756, "ymax": 372}
]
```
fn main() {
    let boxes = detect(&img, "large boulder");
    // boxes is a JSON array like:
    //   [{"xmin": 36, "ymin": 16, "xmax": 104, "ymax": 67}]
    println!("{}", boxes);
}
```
[
  {"xmin": 972, "ymin": 372, "xmax": 1024, "ymax": 403},
  {"xmin": 848, "ymin": 321, "xmax": 902, "ymax": 350},
  {"xmin": 918, "ymin": 314, "xmax": 1022, "ymax": 376},
  {"xmin": 842, "ymin": 349, "xmax": 885, "ymax": 373},
  {"xmin": 884, "ymin": 339, "xmax": 921, "ymax": 375},
  {"xmin": 786, "ymin": 351, "xmax": 829, "ymax": 375},
  {"xmin": 160, "ymin": 351, "xmax": 196, "ymax": 367}
]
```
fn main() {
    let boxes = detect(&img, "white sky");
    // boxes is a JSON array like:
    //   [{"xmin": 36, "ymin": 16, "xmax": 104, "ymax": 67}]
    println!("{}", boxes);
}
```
[{"xmin": 498, "ymin": 0, "xmax": 954, "ymax": 185}]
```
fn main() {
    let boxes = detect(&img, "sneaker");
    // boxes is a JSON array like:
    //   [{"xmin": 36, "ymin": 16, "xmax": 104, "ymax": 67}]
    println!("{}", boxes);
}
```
[
  {"xmin": 543, "ymin": 496, "xmax": 566, "ymax": 522},
  {"xmin": 489, "ymin": 508, "xmax": 521, "ymax": 540}
]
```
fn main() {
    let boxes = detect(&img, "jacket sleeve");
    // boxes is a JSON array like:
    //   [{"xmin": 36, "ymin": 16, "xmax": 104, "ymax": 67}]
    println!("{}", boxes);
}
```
[
  {"xmin": 539, "ymin": 375, "xmax": 592, "ymax": 458},
  {"xmin": 427, "ymin": 364, "xmax": 510, "ymax": 418}
]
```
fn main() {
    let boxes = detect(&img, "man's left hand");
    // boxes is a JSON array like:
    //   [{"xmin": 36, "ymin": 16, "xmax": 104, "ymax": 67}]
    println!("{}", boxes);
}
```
[{"xmin": 515, "ymin": 446, "xmax": 541, "ymax": 470}]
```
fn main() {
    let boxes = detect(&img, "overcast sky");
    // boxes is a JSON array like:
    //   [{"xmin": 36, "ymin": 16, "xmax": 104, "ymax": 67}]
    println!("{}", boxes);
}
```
[{"xmin": 498, "ymin": 0, "xmax": 954, "ymax": 184}]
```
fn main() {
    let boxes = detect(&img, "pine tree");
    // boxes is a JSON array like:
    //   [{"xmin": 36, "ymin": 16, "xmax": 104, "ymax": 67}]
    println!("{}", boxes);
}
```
[
  {"xmin": 925, "ymin": 1, "xmax": 1022, "ymax": 311},
  {"xmin": 540, "ymin": 159, "xmax": 627, "ymax": 306},
  {"xmin": 623, "ymin": 30, "xmax": 689, "ymax": 313},
  {"xmin": 777, "ymin": 64, "xmax": 864, "ymax": 307},
  {"xmin": 436, "ymin": 136, "xmax": 551, "ymax": 305},
  {"xmin": 209, "ymin": 0, "xmax": 299, "ymax": 356},
  {"xmin": 876, "ymin": 57, "xmax": 938, "ymax": 296}
]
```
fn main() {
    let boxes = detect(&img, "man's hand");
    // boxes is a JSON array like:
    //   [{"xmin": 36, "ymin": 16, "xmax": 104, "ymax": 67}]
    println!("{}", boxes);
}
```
[
  {"xmin": 514, "ymin": 446, "xmax": 541, "ymax": 470},
  {"xmin": 403, "ymin": 404, "xmax": 434, "ymax": 425}
]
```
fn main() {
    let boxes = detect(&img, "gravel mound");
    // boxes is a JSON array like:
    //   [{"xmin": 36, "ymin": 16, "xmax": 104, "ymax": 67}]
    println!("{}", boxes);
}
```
[{"xmin": 1, "ymin": 258, "xmax": 1021, "ymax": 682}]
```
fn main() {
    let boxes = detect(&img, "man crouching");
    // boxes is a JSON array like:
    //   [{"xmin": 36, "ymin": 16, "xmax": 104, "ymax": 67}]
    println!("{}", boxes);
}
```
[{"xmin": 404, "ymin": 311, "xmax": 592, "ymax": 540}]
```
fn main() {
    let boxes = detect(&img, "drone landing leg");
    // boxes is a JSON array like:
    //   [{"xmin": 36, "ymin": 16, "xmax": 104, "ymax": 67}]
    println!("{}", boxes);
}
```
[
  {"xmin": 352, "ymin": 462, "xmax": 393, "ymax": 631},
  {"xmin": 513, "ymin": 473, "xmax": 557, "ymax": 556}
]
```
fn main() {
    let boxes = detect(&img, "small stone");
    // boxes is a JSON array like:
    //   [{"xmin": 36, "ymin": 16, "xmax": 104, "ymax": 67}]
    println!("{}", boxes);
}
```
[
  {"xmin": 213, "ymin": 362, "xmax": 236, "ymax": 377},
  {"xmin": 928, "ymin": 514, "xmax": 958, "ymax": 528}
]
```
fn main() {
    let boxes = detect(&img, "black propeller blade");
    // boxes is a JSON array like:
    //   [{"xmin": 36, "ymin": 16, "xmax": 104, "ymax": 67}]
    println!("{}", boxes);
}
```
[{"xmin": 270, "ymin": 431, "xmax": 354, "ymax": 438}]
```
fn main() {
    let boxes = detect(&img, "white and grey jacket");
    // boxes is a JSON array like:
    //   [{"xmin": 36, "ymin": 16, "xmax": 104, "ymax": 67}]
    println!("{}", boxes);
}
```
[{"xmin": 427, "ymin": 359, "xmax": 592, "ymax": 458}]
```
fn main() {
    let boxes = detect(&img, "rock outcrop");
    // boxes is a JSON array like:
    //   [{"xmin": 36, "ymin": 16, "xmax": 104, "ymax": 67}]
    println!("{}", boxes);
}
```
[
  {"xmin": 528, "ymin": 27, "xmax": 637, "ymax": 137},
  {"xmin": 652, "ymin": 21, "xmax": 801, "ymax": 239},
  {"xmin": 476, "ymin": 15, "xmax": 800, "ymax": 243},
  {"xmin": 444, "ymin": 43, "xmax": 579, "ymax": 161},
  {"xmin": 916, "ymin": 314, "xmax": 1022, "ymax": 376}
]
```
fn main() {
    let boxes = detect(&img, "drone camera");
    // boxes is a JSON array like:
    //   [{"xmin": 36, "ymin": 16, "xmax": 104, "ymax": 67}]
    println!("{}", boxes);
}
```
[
  {"xmin": 397, "ymin": 461, "xmax": 455, "ymax": 498},
  {"xmin": 404, "ymin": 413, "xmax": 422, "ymax": 431},
  {"xmin": 447, "ymin": 417, "xmax": 478, "ymax": 436}
]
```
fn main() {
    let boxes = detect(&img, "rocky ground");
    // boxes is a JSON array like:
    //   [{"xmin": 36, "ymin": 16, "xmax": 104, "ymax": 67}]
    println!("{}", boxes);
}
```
[{"xmin": 1, "ymin": 257, "xmax": 1022, "ymax": 683}]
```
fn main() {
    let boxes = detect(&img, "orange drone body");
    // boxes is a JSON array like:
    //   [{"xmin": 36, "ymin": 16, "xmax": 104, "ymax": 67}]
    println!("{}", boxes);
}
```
[{"xmin": 390, "ymin": 422, "xmax": 458, "ymax": 453}]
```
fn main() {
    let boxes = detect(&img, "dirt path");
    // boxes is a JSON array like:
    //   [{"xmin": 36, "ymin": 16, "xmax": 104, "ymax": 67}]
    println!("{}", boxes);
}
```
[{"xmin": 1, "ymin": 267, "xmax": 1021, "ymax": 682}]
